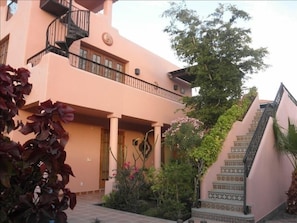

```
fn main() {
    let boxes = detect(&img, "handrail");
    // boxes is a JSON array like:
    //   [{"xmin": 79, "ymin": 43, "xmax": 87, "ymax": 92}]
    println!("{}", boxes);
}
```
[
  {"xmin": 45, "ymin": 10, "xmax": 90, "ymax": 50},
  {"xmin": 242, "ymin": 83, "xmax": 284, "ymax": 214},
  {"xmin": 27, "ymin": 46, "xmax": 68, "ymax": 66},
  {"xmin": 26, "ymin": 49, "xmax": 183, "ymax": 102},
  {"xmin": 68, "ymin": 52, "xmax": 183, "ymax": 102}
]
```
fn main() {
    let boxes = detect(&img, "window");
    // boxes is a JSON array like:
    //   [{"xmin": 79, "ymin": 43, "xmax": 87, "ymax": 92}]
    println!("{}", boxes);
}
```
[
  {"xmin": 79, "ymin": 44, "xmax": 125, "ymax": 83},
  {"xmin": 6, "ymin": 0, "xmax": 18, "ymax": 21},
  {"xmin": 0, "ymin": 36, "xmax": 9, "ymax": 65},
  {"xmin": 79, "ymin": 49, "xmax": 87, "ymax": 70}
]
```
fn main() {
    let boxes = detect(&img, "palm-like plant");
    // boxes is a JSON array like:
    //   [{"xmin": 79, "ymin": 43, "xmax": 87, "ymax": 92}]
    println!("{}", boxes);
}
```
[{"xmin": 273, "ymin": 118, "xmax": 297, "ymax": 214}]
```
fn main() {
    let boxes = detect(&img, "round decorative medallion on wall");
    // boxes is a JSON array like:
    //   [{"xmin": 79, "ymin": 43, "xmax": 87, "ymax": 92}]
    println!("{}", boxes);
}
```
[{"xmin": 102, "ymin": 32, "xmax": 113, "ymax": 46}]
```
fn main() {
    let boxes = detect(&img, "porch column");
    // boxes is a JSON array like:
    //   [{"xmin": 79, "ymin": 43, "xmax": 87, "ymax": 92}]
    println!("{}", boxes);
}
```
[
  {"xmin": 152, "ymin": 123, "xmax": 163, "ymax": 169},
  {"xmin": 105, "ymin": 113, "xmax": 121, "ymax": 195}
]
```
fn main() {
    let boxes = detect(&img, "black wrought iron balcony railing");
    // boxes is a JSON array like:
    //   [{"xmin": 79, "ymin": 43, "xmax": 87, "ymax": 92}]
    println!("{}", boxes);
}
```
[{"xmin": 27, "ymin": 48, "xmax": 183, "ymax": 102}]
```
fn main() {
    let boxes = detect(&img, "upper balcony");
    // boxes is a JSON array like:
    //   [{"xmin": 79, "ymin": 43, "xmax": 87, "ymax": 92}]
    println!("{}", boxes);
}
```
[
  {"xmin": 40, "ymin": 0, "xmax": 70, "ymax": 17},
  {"xmin": 74, "ymin": 0, "xmax": 117, "ymax": 13},
  {"xmin": 27, "ymin": 47, "xmax": 183, "ymax": 103}
]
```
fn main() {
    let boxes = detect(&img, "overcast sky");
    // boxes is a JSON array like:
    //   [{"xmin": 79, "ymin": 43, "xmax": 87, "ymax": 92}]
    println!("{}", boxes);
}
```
[{"xmin": 112, "ymin": 1, "xmax": 297, "ymax": 101}]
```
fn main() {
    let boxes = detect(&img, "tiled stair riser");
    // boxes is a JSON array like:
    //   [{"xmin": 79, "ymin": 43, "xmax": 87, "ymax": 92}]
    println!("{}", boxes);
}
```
[
  {"xmin": 208, "ymin": 190, "xmax": 243, "ymax": 201},
  {"xmin": 213, "ymin": 182, "xmax": 244, "ymax": 191},
  {"xmin": 192, "ymin": 210, "xmax": 255, "ymax": 223},
  {"xmin": 228, "ymin": 152, "xmax": 245, "ymax": 159},
  {"xmin": 225, "ymin": 159, "xmax": 243, "ymax": 166},
  {"xmin": 200, "ymin": 200, "xmax": 244, "ymax": 212},
  {"xmin": 231, "ymin": 146, "xmax": 247, "ymax": 153},
  {"xmin": 217, "ymin": 174, "xmax": 244, "ymax": 182},
  {"xmin": 221, "ymin": 166, "xmax": 244, "ymax": 174}
]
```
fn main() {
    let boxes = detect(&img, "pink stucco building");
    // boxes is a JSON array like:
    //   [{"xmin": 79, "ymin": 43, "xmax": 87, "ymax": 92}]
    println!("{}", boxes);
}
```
[
  {"xmin": 1, "ymin": 1, "xmax": 295, "ymax": 222},
  {"xmin": 0, "ymin": 0, "xmax": 190, "ymax": 195}
]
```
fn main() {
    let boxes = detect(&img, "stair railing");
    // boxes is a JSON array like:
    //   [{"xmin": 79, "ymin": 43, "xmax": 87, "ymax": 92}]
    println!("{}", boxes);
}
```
[
  {"xmin": 46, "ymin": 10, "xmax": 90, "ymax": 53},
  {"xmin": 242, "ymin": 84, "xmax": 284, "ymax": 214}
]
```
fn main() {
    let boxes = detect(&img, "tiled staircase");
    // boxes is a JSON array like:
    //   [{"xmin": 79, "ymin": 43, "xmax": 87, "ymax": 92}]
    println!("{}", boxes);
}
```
[{"xmin": 190, "ymin": 110, "xmax": 263, "ymax": 223}]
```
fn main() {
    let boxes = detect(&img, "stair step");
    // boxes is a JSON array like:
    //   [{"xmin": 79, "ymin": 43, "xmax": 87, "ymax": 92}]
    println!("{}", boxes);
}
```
[
  {"xmin": 192, "ymin": 208, "xmax": 254, "ymax": 223},
  {"xmin": 236, "ymin": 135, "xmax": 252, "ymax": 141},
  {"xmin": 55, "ymin": 41, "xmax": 68, "ymax": 51},
  {"xmin": 221, "ymin": 166, "xmax": 244, "ymax": 174},
  {"xmin": 185, "ymin": 217, "xmax": 230, "ymax": 223},
  {"xmin": 200, "ymin": 199, "xmax": 245, "ymax": 213},
  {"xmin": 55, "ymin": 37, "xmax": 76, "ymax": 51},
  {"xmin": 228, "ymin": 152, "xmax": 245, "ymax": 159},
  {"xmin": 231, "ymin": 146, "xmax": 247, "ymax": 153},
  {"xmin": 233, "ymin": 141, "xmax": 250, "ymax": 147},
  {"xmin": 68, "ymin": 26, "xmax": 89, "ymax": 39},
  {"xmin": 213, "ymin": 181, "xmax": 244, "ymax": 191},
  {"xmin": 224, "ymin": 159, "xmax": 243, "ymax": 166},
  {"xmin": 217, "ymin": 173, "xmax": 244, "ymax": 182},
  {"xmin": 208, "ymin": 189, "xmax": 244, "ymax": 202}
]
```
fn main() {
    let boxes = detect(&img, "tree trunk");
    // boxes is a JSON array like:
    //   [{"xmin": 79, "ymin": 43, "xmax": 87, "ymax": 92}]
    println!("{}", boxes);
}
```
[{"xmin": 287, "ymin": 169, "xmax": 297, "ymax": 214}]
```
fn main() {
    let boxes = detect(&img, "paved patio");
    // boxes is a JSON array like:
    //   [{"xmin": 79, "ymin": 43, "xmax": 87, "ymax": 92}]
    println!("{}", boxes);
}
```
[
  {"xmin": 65, "ymin": 192, "xmax": 297, "ymax": 223},
  {"xmin": 65, "ymin": 191, "xmax": 175, "ymax": 223}
]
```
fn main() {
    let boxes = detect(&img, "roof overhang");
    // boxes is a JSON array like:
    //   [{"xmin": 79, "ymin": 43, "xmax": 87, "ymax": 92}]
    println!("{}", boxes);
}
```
[
  {"xmin": 168, "ymin": 67, "xmax": 195, "ymax": 83},
  {"xmin": 74, "ymin": 0, "xmax": 118, "ymax": 13}
]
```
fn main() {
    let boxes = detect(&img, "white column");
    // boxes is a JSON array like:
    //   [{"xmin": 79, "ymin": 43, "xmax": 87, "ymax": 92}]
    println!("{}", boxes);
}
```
[
  {"xmin": 105, "ymin": 113, "xmax": 121, "ymax": 195},
  {"xmin": 152, "ymin": 123, "xmax": 163, "ymax": 169}
]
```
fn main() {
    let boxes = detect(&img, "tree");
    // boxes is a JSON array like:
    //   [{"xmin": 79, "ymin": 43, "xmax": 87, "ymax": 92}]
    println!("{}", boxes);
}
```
[
  {"xmin": 273, "ymin": 119, "xmax": 297, "ymax": 214},
  {"xmin": 162, "ymin": 2, "xmax": 268, "ymax": 128}
]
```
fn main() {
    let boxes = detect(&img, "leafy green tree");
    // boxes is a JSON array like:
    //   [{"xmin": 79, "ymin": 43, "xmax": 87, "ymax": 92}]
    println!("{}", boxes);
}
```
[
  {"xmin": 163, "ymin": 2, "xmax": 268, "ymax": 128},
  {"xmin": 273, "ymin": 119, "xmax": 297, "ymax": 214}
]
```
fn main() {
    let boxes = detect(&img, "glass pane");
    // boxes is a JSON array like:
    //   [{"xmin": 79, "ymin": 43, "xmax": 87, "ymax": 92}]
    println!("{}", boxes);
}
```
[
  {"xmin": 91, "ymin": 54, "xmax": 100, "ymax": 74},
  {"xmin": 79, "ymin": 49, "xmax": 87, "ymax": 70},
  {"xmin": 104, "ymin": 59, "xmax": 112, "ymax": 79},
  {"xmin": 0, "ymin": 37, "xmax": 9, "ymax": 64},
  {"xmin": 115, "ymin": 64, "xmax": 123, "ymax": 83}
]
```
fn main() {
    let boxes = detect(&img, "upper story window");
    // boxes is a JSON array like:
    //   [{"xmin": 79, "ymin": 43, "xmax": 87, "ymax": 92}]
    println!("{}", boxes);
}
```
[
  {"xmin": 79, "ymin": 44, "xmax": 126, "ymax": 83},
  {"xmin": 6, "ymin": 0, "xmax": 18, "ymax": 21},
  {"xmin": 0, "ymin": 36, "xmax": 9, "ymax": 65}
]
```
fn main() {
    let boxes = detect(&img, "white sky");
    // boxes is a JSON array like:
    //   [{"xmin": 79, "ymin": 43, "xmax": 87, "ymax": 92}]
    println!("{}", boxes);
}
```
[{"xmin": 112, "ymin": 1, "xmax": 297, "ymax": 101}]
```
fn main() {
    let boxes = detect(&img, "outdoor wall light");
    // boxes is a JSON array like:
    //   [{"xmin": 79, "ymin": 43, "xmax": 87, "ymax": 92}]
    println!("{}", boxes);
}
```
[
  {"xmin": 132, "ymin": 139, "xmax": 139, "ymax": 146},
  {"xmin": 174, "ymin": 84, "xmax": 178, "ymax": 90},
  {"xmin": 135, "ymin": 68, "xmax": 140, "ymax": 75}
]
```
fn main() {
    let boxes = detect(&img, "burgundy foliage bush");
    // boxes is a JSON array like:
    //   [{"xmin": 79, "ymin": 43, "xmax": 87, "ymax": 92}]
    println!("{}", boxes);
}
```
[{"xmin": 0, "ymin": 64, "xmax": 76, "ymax": 223}]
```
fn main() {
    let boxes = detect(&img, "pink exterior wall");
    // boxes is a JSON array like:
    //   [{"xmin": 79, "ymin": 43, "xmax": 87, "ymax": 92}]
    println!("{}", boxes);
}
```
[
  {"xmin": 247, "ymin": 90, "xmax": 295, "ymax": 222},
  {"xmin": 26, "ymin": 53, "xmax": 185, "ymax": 124},
  {"xmin": 200, "ymin": 96, "xmax": 261, "ymax": 199},
  {"xmin": 1, "ymin": 0, "xmax": 188, "ymax": 194},
  {"xmin": 64, "ymin": 122, "xmax": 102, "ymax": 193}
]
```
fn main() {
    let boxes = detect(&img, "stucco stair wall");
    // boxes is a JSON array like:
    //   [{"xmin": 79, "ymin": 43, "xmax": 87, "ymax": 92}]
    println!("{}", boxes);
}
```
[{"xmin": 190, "ymin": 109, "xmax": 262, "ymax": 223}]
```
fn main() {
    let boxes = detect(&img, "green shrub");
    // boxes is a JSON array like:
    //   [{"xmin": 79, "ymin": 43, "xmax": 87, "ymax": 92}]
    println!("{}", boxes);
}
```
[
  {"xmin": 103, "ymin": 162, "xmax": 153, "ymax": 213},
  {"xmin": 150, "ymin": 162, "xmax": 195, "ymax": 220},
  {"xmin": 190, "ymin": 87, "xmax": 257, "ymax": 175}
]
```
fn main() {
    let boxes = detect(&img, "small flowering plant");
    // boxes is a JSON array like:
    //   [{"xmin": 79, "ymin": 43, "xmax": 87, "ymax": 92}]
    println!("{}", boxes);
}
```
[
  {"xmin": 163, "ymin": 117, "xmax": 204, "ymax": 152},
  {"xmin": 103, "ymin": 130, "xmax": 154, "ymax": 213},
  {"xmin": 104, "ymin": 161, "xmax": 151, "ymax": 213}
]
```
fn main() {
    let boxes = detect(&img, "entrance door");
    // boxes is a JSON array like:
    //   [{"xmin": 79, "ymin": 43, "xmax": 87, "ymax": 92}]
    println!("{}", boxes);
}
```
[{"xmin": 99, "ymin": 130, "xmax": 124, "ymax": 189}]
